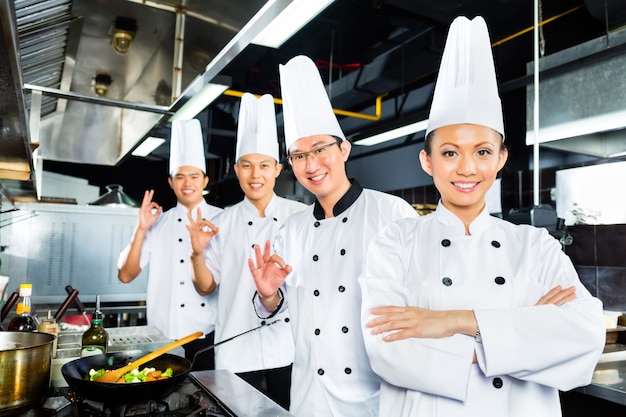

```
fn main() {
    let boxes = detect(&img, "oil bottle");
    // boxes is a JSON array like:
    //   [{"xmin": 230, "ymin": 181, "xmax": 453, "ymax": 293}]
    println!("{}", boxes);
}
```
[{"xmin": 81, "ymin": 295, "xmax": 109, "ymax": 356}]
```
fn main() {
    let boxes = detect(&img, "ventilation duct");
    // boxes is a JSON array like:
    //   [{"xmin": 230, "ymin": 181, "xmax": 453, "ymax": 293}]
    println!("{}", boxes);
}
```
[{"xmin": 525, "ymin": 25, "xmax": 626, "ymax": 158}]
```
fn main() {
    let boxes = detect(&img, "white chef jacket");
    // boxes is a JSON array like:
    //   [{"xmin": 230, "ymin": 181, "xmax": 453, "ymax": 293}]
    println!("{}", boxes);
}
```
[
  {"xmin": 204, "ymin": 194, "xmax": 307, "ymax": 373},
  {"xmin": 256, "ymin": 181, "xmax": 418, "ymax": 417},
  {"xmin": 359, "ymin": 202, "xmax": 606, "ymax": 417},
  {"xmin": 118, "ymin": 201, "xmax": 223, "ymax": 339}
]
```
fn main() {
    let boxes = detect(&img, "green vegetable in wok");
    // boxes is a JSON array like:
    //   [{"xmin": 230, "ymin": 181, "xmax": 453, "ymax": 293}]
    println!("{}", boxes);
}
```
[{"xmin": 88, "ymin": 366, "xmax": 174, "ymax": 383}]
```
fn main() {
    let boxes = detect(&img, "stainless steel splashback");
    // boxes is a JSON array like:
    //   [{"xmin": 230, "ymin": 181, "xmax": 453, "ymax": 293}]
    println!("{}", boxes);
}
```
[{"xmin": 2, "ymin": 202, "xmax": 148, "ymax": 304}]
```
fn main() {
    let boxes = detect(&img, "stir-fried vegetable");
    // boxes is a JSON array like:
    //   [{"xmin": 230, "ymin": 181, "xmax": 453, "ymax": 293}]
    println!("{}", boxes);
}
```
[{"xmin": 88, "ymin": 366, "xmax": 174, "ymax": 383}]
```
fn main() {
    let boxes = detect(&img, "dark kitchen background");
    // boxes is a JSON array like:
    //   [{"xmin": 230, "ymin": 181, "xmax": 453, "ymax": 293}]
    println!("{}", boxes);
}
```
[
  {"xmin": 1, "ymin": 2, "xmax": 626, "ymax": 308},
  {"xmin": 1, "ymin": 1, "xmax": 626, "ymax": 415}
]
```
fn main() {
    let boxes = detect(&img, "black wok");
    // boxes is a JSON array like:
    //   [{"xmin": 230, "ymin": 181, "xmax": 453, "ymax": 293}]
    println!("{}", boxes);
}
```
[
  {"xmin": 61, "ymin": 350, "xmax": 191, "ymax": 403},
  {"xmin": 61, "ymin": 321, "xmax": 280, "ymax": 403}
]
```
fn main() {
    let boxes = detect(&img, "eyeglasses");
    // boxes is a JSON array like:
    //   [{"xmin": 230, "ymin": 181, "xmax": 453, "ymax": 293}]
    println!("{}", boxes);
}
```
[{"xmin": 287, "ymin": 140, "xmax": 340, "ymax": 166}]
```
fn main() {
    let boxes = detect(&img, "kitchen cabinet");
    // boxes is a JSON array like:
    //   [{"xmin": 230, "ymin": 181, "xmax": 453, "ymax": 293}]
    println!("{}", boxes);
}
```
[{"xmin": 561, "ymin": 389, "xmax": 626, "ymax": 416}]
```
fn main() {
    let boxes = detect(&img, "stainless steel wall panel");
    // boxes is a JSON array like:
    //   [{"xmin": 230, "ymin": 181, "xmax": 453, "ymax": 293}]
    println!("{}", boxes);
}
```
[{"xmin": 3, "ymin": 203, "xmax": 148, "ymax": 304}]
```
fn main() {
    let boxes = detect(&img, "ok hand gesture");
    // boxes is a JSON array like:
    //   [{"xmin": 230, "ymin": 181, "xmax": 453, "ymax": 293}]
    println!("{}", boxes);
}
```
[
  {"xmin": 248, "ymin": 240, "xmax": 291, "ymax": 308},
  {"xmin": 186, "ymin": 208, "xmax": 219, "ymax": 256}
]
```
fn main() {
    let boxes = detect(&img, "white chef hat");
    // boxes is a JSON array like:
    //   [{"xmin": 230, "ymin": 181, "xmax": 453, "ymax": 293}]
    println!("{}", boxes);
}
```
[
  {"xmin": 169, "ymin": 119, "xmax": 207, "ymax": 176},
  {"xmin": 279, "ymin": 55, "xmax": 346, "ymax": 152},
  {"xmin": 235, "ymin": 93, "xmax": 279, "ymax": 162},
  {"xmin": 426, "ymin": 16, "xmax": 504, "ymax": 140}
]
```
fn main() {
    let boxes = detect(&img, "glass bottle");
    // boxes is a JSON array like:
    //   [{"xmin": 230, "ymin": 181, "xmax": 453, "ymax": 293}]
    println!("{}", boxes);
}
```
[
  {"xmin": 38, "ymin": 310, "xmax": 59, "ymax": 357},
  {"xmin": 7, "ymin": 284, "xmax": 36, "ymax": 331},
  {"xmin": 81, "ymin": 295, "xmax": 109, "ymax": 357}
]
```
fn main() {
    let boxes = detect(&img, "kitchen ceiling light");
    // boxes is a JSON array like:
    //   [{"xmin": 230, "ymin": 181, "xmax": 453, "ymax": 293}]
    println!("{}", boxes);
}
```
[
  {"xmin": 132, "ymin": 136, "xmax": 166, "ymax": 157},
  {"xmin": 169, "ymin": 82, "xmax": 229, "ymax": 121},
  {"xmin": 354, "ymin": 119, "xmax": 429, "ymax": 146},
  {"xmin": 94, "ymin": 73, "xmax": 112, "ymax": 97},
  {"xmin": 112, "ymin": 30, "xmax": 133, "ymax": 54},
  {"xmin": 112, "ymin": 17, "xmax": 137, "ymax": 55},
  {"xmin": 251, "ymin": 0, "xmax": 335, "ymax": 49}
]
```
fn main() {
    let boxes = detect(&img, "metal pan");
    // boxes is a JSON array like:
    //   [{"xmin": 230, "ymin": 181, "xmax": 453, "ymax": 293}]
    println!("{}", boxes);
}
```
[
  {"xmin": 61, "ymin": 320, "xmax": 281, "ymax": 403},
  {"xmin": 60, "ymin": 350, "xmax": 191, "ymax": 403}
]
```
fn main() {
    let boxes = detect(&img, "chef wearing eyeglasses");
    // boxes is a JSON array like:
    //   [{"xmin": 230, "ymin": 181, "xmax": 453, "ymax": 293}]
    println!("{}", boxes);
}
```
[{"xmin": 247, "ymin": 55, "xmax": 418, "ymax": 417}]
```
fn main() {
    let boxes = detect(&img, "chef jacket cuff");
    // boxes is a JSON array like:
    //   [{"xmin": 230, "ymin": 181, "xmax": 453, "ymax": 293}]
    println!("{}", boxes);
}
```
[
  {"xmin": 475, "ymin": 339, "xmax": 487, "ymax": 372},
  {"xmin": 252, "ymin": 288, "xmax": 285, "ymax": 319}
]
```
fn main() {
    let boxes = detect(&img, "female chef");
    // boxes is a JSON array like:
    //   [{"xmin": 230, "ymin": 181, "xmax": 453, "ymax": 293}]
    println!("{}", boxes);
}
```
[{"xmin": 358, "ymin": 16, "xmax": 606, "ymax": 417}]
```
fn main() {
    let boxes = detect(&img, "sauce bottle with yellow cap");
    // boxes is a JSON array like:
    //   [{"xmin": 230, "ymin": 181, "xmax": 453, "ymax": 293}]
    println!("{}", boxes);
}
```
[{"xmin": 8, "ymin": 284, "xmax": 37, "ymax": 331}]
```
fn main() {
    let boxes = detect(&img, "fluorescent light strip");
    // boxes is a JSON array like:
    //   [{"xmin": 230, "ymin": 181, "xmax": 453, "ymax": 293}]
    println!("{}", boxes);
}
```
[
  {"xmin": 169, "ymin": 83, "xmax": 229, "ymax": 122},
  {"xmin": 354, "ymin": 119, "xmax": 429, "ymax": 146},
  {"xmin": 132, "ymin": 137, "xmax": 166, "ymax": 157},
  {"xmin": 252, "ymin": 0, "xmax": 335, "ymax": 48}
]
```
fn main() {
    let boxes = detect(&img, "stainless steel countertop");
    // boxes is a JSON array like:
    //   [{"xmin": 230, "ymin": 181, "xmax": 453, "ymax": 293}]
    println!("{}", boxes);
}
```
[{"xmin": 191, "ymin": 369, "xmax": 295, "ymax": 417}]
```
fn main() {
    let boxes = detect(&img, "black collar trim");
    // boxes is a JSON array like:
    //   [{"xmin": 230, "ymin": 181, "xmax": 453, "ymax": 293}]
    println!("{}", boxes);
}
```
[{"xmin": 312, "ymin": 179, "xmax": 363, "ymax": 220}]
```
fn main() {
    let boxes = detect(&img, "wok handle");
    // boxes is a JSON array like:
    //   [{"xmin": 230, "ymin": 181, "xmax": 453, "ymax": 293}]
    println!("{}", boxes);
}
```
[
  {"xmin": 1, "ymin": 291, "xmax": 19, "ymax": 322},
  {"xmin": 65, "ymin": 285, "xmax": 91, "ymax": 324},
  {"xmin": 190, "ymin": 319, "xmax": 281, "ymax": 368},
  {"xmin": 54, "ymin": 288, "xmax": 79, "ymax": 321},
  {"xmin": 65, "ymin": 285, "xmax": 87, "ymax": 315}
]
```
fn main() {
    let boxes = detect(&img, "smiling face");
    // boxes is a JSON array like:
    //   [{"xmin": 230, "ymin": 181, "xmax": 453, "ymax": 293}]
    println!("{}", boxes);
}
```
[
  {"xmin": 168, "ymin": 165, "xmax": 209, "ymax": 210},
  {"xmin": 288, "ymin": 134, "xmax": 352, "ymax": 210},
  {"xmin": 234, "ymin": 154, "xmax": 282, "ymax": 211},
  {"xmin": 419, "ymin": 124, "xmax": 507, "ymax": 223}
]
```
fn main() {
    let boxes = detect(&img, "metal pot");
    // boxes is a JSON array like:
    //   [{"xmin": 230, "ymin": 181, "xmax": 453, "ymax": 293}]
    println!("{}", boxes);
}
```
[
  {"xmin": 61, "ymin": 351, "xmax": 191, "ymax": 403},
  {"xmin": 0, "ymin": 332, "xmax": 54, "ymax": 415}
]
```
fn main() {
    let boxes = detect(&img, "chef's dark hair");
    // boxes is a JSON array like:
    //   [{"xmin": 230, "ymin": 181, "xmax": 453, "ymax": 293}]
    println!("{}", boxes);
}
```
[{"xmin": 423, "ymin": 128, "xmax": 505, "ymax": 155}]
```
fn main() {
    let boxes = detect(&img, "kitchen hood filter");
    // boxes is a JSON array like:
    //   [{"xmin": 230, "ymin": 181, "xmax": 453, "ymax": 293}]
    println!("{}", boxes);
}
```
[{"xmin": 88, "ymin": 184, "xmax": 138, "ymax": 207}]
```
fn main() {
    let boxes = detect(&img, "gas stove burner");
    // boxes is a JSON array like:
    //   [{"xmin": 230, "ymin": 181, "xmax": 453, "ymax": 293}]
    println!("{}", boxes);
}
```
[
  {"xmin": 82, "ymin": 399, "xmax": 168, "ymax": 417},
  {"xmin": 70, "ymin": 380, "xmax": 230, "ymax": 417}
]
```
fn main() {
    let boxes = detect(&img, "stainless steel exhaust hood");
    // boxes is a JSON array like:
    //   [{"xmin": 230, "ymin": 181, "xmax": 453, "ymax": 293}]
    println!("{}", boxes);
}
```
[
  {"xmin": 0, "ymin": 0, "xmax": 37, "ymax": 203},
  {"xmin": 526, "ymin": 24, "xmax": 626, "ymax": 158},
  {"xmin": 1, "ymin": 0, "xmax": 296, "ymax": 206}
]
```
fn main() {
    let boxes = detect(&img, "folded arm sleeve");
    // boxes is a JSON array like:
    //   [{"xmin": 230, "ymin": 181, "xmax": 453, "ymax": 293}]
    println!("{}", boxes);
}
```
[
  {"xmin": 359, "ymin": 221, "xmax": 476, "ymax": 402},
  {"xmin": 476, "ymin": 231, "xmax": 605, "ymax": 390}
]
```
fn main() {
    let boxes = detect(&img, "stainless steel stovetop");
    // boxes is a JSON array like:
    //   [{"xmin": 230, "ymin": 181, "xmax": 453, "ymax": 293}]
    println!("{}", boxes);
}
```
[{"xmin": 19, "ymin": 370, "xmax": 294, "ymax": 417}]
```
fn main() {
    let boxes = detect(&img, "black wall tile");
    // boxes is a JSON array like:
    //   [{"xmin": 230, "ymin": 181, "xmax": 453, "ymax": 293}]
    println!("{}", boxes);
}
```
[
  {"xmin": 565, "ymin": 226, "xmax": 597, "ymax": 266},
  {"xmin": 565, "ymin": 225, "xmax": 626, "ymax": 268},
  {"xmin": 596, "ymin": 267, "xmax": 626, "ymax": 311},
  {"xmin": 575, "ymin": 266, "xmax": 598, "ymax": 297},
  {"xmin": 595, "ymin": 225, "xmax": 626, "ymax": 267}
]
